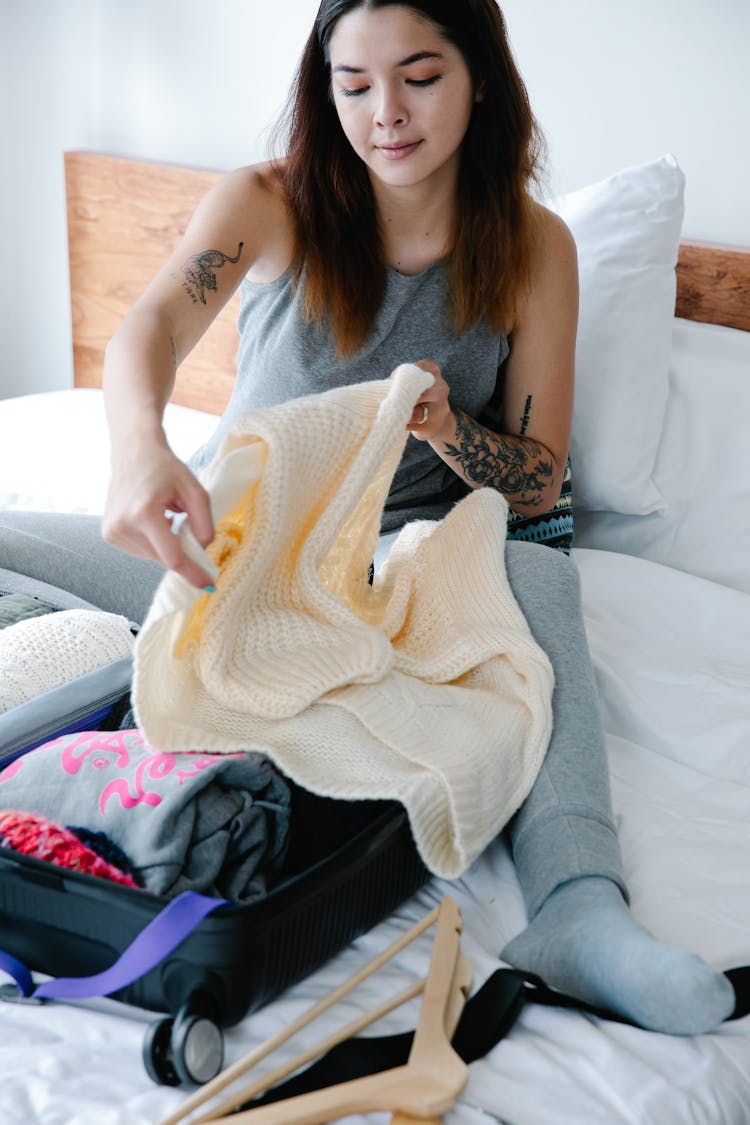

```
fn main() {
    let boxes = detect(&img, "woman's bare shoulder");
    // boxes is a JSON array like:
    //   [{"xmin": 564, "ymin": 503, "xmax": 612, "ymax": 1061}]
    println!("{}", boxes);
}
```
[
  {"xmin": 506, "ymin": 201, "xmax": 578, "ymax": 335},
  {"xmin": 206, "ymin": 161, "xmax": 289, "ymax": 221},
  {"xmin": 194, "ymin": 160, "xmax": 295, "ymax": 281},
  {"xmin": 514, "ymin": 201, "xmax": 578, "ymax": 315},
  {"xmin": 531, "ymin": 201, "xmax": 577, "ymax": 265}
]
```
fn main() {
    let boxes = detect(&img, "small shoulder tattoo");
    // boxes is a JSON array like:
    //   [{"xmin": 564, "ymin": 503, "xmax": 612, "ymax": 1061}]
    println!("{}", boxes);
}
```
[
  {"xmin": 520, "ymin": 394, "xmax": 533, "ymax": 436},
  {"xmin": 175, "ymin": 242, "xmax": 244, "ymax": 305}
]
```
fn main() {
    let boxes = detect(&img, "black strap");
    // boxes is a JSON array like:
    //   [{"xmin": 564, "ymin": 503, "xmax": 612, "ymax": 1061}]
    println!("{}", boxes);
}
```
[
  {"xmin": 238, "ymin": 965, "xmax": 749, "ymax": 1112},
  {"xmin": 242, "ymin": 970, "xmax": 526, "ymax": 1110},
  {"xmin": 725, "ymin": 965, "xmax": 750, "ymax": 1021},
  {"xmin": 521, "ymin": 965, "xmax": 750, "ymax": 1025}
]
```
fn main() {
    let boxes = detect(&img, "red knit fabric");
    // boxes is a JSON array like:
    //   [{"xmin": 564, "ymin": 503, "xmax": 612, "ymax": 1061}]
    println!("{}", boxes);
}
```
[{"xmin": 0, "ymin": 810, "xmax": 140, "ymax": 888}]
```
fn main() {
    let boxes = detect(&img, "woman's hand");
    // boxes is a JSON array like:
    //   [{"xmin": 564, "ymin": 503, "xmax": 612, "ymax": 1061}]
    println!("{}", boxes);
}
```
[
  {"xmin": 102, "ymin": 440, "xmax": 216, "ymax": 589},
  {"xmin": 406, "ymin": 359, "xmax": 455, "ymax": 442}
]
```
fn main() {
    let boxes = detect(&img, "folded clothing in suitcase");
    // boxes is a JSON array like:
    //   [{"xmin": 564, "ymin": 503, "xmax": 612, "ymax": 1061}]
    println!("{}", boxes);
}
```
[
  {"xmin": 0, "ymin": 570, "xmax": 430, "ymax": 1082},
  {"xmin": 0, "ymin": 568, "xmax": 135, "ymax": 758}
]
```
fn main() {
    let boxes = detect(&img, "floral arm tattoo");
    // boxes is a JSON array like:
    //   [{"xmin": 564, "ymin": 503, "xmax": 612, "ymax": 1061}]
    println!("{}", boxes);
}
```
[{"xmin": 443, "ymin": 409, "xmax": 553, "ymax": 507}]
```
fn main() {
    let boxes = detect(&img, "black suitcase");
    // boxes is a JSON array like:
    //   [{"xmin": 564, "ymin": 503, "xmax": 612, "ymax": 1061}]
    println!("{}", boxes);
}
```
[{"xmin": 0, "ymin": 574, "xmax": 430, "ymax": 1085}]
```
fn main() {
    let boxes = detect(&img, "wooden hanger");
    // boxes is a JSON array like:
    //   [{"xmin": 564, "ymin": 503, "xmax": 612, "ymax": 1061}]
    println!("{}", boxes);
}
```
[
  {"xmin": 159, "ymin": 902, "xmax": 443, "ymax": 1125},
  {"xmin": 205, "ymin": 896, "xmax": 470, "ymax": 1125},
  {"xmin": 188, "ymin": 976, "xmax": 431, "ymax": 1125},
  {"xmin": 387, "ymin": 933, "xmax": 473, "ymax": 1125},
  {"xmin": 161, "ymin": 896, "xmax": 469, "ymax": 1125}
]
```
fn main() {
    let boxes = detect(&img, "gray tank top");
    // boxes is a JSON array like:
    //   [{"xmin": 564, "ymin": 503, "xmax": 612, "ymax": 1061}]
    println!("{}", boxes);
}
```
[{"xmin": 190, "ymin": 262, "xmax": 509, "ymax": 533}]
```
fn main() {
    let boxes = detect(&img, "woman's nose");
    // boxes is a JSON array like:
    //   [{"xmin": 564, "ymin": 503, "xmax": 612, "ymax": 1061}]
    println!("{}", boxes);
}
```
[{"xmin": 374, "ymin": 85, "xmax": 408, "ymax": 128}]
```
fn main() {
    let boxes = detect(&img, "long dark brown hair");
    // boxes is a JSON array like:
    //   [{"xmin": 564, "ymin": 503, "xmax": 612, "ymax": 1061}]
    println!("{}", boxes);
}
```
[{"xmin": 274, "ymin": 0, "xmax": 546, "ymax": 356}]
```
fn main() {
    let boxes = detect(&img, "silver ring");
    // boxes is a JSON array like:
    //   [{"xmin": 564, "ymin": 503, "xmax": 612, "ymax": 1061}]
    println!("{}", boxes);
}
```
[{"xmin": 419, "ymin": 404, "xmax": 429, "ymax": 424}]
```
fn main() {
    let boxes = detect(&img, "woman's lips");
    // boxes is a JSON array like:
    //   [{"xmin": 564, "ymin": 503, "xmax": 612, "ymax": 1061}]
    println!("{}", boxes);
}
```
[{"xmin": 377, "ymin": 141, "xmax": 423, "ymax": 161}]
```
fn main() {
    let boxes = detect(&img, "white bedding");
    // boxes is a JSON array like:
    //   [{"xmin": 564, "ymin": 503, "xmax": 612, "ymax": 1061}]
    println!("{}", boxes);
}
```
[
  {"xmin": 0, "ymin": 320, "xmax": 749, "ymax": 1122},
  {"xmin": 0, "ymin": 547, "xmax": 747, "ymax": 1125},
  {"xmin": 0, "ymin": 388, "xmax": 218, "ymax": 517}
]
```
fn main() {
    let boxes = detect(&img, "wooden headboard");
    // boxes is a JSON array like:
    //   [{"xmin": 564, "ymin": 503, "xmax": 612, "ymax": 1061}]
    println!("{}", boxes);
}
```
[
  {"xmin": 675, "ymin": 242, "xmax": 750, "ymax": 333},
  {"xmin": 65, "ymin": 152, "xmax": 232, "ymax": 415},
  {"xmin": 65, "ymin": 151, "xmax": 750, "ymax": 417}
]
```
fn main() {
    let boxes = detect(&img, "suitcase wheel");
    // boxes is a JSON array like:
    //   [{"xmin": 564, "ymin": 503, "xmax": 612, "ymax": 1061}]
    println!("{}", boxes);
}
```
[
  {"xmin": 143, "ymin": 1007, "xmax": 224, "ymax": 1087},
  {"xmin": 143, "ymin": 1016, "xmax": 180, "ymax": 1086}
]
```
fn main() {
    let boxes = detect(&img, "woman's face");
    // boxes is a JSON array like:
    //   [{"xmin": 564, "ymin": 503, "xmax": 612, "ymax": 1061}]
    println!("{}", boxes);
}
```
[{"xmin": 328, "ymin": 4, "xmax": 479, "ymax": 194}]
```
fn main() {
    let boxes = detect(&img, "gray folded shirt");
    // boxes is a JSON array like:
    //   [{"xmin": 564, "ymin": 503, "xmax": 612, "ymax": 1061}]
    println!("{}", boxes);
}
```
[{"xmin": 0, "ymin": 728, "xmax": 290, "ymax": 902}]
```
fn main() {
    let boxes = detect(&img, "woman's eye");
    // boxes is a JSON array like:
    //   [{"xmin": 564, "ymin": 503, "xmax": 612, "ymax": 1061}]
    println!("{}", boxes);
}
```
[
  {"xmin": 407, "ymin": 75, "xmax": 442, "ymax": 88},
  {"xmin": 337, "ymin": 74, "xmax": 442, "ymax": 97}
]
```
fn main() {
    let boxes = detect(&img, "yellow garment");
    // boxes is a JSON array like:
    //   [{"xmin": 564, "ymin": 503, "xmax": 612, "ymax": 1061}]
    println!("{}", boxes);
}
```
[
  {"xmin": 175, "ymin": 494, "xmax": 252, "ymax": 657},
  {"xmin": 133, "ymin": 364, "xmax": 553, "ymax": 878}
]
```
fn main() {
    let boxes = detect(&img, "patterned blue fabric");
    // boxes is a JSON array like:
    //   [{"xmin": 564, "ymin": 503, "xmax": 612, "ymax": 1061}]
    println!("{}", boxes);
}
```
[{"xmin": 506, "ymin": 459, "xmax": 574, "ymax": 553}]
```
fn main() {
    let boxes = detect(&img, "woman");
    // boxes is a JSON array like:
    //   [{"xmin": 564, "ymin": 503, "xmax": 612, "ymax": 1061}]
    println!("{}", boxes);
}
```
[{"xmin": 0, "ymin": 0, "xmax": 733, "ymax": 1033}]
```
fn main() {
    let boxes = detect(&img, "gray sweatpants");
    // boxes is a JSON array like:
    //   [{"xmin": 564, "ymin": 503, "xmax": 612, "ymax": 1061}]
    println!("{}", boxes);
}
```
[{"xmin": 0, "ymin": 510, "xmax": 626, "ymax": 919}]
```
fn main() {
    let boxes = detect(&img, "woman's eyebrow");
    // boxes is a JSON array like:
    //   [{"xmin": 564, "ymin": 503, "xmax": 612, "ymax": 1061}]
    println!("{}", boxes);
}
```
[{"xmin": 332, "ymin": 50, "xmax": 444, "ymax": 75}]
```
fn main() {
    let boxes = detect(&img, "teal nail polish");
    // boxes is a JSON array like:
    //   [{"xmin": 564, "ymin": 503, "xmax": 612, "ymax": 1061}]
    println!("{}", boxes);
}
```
[{"xmin": 203, "ymin": 585, "xmax": 216, "ymax": 594}]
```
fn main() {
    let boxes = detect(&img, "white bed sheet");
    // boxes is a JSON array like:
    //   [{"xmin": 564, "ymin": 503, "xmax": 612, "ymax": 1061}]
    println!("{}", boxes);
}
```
[
  {"xmin": 0, "ymin": 388, "xmax": 217, "ymax": 516},
  {"xmin": 0, "ymin": 547, "xmax": 747, "ymax": 1124}
]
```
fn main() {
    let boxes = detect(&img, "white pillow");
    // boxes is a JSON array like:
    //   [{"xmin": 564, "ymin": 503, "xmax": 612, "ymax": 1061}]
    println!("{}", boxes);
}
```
[
  {"xmin": 573, "ymin": 318, "xmax": 750, "ymax": 596},
  {"xmin": 551, "ymin": 154, "xmax": 685, "ymax": 515}
]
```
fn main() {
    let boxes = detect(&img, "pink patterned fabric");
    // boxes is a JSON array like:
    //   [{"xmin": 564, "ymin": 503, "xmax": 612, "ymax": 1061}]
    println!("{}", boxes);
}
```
[
  {"xmin": 0, "ymin": 809, "xmax": 140, "ymax": 887},
  {"xmin": 0, "ymin": 729, "xmax": 290, "ymax": 901}
]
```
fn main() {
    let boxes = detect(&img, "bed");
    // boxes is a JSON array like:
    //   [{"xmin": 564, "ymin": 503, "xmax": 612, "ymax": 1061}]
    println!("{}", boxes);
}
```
[{"xmin": 0, "ymin": 150, "xmax": 748, "ymax": 1124}]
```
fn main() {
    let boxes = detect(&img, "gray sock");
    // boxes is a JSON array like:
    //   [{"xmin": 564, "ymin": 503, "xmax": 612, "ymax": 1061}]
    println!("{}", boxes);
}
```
[{"xmin": 501, "ymin": 876, "xmax": 735, "ymax": 1035}]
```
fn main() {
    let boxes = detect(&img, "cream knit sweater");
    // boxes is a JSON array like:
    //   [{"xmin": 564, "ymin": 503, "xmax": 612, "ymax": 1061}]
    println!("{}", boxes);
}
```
[{"xmin": 133, "ymin": 364, "xmax": 553, "ymax": 878}]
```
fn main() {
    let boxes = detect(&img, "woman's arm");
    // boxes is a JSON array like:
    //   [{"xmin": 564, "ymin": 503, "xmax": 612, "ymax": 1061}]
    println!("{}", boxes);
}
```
[
  {"xmin": 101, "ymin": 164, "xmax": 293, "ymax": 586},
  {"xmin": 409, "ymin": 208, "xmax": 578, "ymax": 516}
]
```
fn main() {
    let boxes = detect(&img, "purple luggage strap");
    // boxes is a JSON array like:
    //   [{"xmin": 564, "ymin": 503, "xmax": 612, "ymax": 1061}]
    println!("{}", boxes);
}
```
[{"xmin": 0, "ymin": 890, "xmax": 227, "ymax": 1001}]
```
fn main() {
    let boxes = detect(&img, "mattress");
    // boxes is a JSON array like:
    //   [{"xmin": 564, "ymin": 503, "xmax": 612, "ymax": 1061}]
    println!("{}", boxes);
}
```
[
  {"xmin": 0, "ymin": 316, "xmax": 748, "ymax": 1123},
  {"xmin": 0, "ymin": 542, "xmax": 748, "ymax": 1123}
]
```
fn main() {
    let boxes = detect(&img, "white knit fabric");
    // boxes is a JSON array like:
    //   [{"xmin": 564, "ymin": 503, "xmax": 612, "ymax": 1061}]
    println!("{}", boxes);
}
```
[
  {"xmin": 0, "ymin": 609, "xmax": 134, "ymax": 714},
  {"xmin": 133, "ymin": 364, "xmax": 554, "ymax": 878}
]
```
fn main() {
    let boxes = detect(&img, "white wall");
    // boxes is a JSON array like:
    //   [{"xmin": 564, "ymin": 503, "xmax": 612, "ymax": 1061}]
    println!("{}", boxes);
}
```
[
  {"xmin": 500, "ymin": 0, "xmax": 749, "ymax": 241},
  {"xmin": 90, "ymin": 0, "xmax": 316, "ymax": 172},
  {"xmin": 1, "ymin": 0, "xmax": 101, "ymax": 400},
  {"xmin": 2, "ymin": 0, "xmax": 748, "ymax": 400}
]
